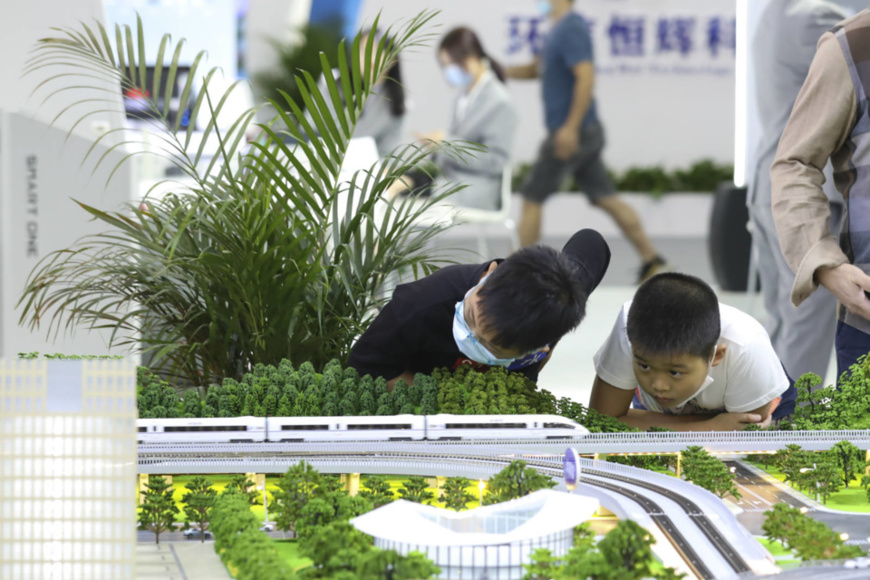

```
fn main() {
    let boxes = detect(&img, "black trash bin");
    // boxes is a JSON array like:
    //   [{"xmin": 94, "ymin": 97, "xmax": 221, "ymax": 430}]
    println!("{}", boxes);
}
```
[{"xmin": 708, "ymin": 182, "xmax": 752, "ymax": 291}]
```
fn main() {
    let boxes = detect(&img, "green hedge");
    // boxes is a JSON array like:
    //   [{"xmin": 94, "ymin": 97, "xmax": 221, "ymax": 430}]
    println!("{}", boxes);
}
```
[{"xmin": 211, "ymin": 492, "xmax": 293, "ymax": 580}]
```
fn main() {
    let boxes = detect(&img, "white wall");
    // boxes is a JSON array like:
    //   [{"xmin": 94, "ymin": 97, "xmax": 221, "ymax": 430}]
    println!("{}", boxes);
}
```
[
  {"xmin": 104, "ymin": 0, "xmax": 239, "ymax": 78},
  {"xmin": 359, "ymin": 0, "xmax": 737, "ymax": 171}
]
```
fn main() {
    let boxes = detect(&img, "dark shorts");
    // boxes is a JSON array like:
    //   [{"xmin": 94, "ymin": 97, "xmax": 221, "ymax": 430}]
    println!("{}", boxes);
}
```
[
  {"xmin": 521, "ymin": 121, "xmax": 616, "ymax": 204},
  {"xmin": 835, "ymin": 320, "xmax": 870, "ymax": 381}
]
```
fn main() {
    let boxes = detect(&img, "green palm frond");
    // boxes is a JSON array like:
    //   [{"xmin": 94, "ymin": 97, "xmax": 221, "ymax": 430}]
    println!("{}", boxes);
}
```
[{"xmin": 18, "ymin": 10, "xmax": 472, "ymax": 387}]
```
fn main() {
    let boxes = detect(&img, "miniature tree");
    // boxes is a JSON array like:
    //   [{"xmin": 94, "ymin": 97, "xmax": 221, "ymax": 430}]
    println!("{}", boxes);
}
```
[
  {"xmin": 272, "ymin": 461, "xmax": 321, "ymax": 535},
  {"xmin": 359, "ymin": 475, "xmax": 394, "ymax": 509},
  {"xmin": 830, "ymin": 441, "xmax": 864, "ymax": 488},
  {"xmin": 223, "ymin": 474, "xmax": 260, "ymax": 505},
  {"xmin": 356, "ymin": 548, "xmax": 440, "ymax": 579},
  {"xmin": 794, "ymin": 456, "xmax": 842, "ymax": 504},
  {"xmin": 299, "ymin": 520, "xmax": 373, "ymax": 579},
  {"xmin": 297, "ymin": 491, "xmax": 371, "ymax": 535},
  {"xmin": 761, "ymin": 502, "xmax": 799, "ymax": 548},
  {"xmin": 774, "ymin": 444, "xmax": 808, "ymax": 488},
  {"xmin": 376, "ymin": 392, "xmax": 394, "ymax": 415},
  {"xmin": 596, "ymin": 519, "xmax": 660, "ymax": 579},
  {"xmin": 485, "ymin": 461, "xmax": 555, "ymax": 505},
  {"xmin": 359, "ymin": 391, "xmax": 377, "ymax": 416},
  {"xmin": 522, "ymin": 548, "xmax": 562, "ymax": 580},
  {"xmin": 681, "ymin": 447, "xmax": 740, "ymax": 500},
  {"xmin": 440, "ymin": 477, "xmax": 475, "ymax": 511},
  {"xmin": 181, "ymin": 476, "xmax": 216, "ymax": 543},
  {"xmin": 558, "ymin": 519, "xmax": 681, "ymax": 580},
  {"xmin": 181, "ymin": 390, "xmax": 202, "ymax": 417},
  {"xmin": 138, "ymin": 475, "xmax": 179, "ymax": 544},
  {"xmin": 408, "ymin": 375, "xmax": 426, "ymax": 406},
  {"xmin": 398, "ymin": 476, "xmax": 435, "ymax": 504},
  {"xmin": 762, "ymin": 502, "xmax": 863, "ymax": 560}
]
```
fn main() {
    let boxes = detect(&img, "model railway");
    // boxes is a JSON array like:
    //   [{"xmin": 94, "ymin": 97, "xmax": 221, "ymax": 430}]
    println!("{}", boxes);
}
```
[
  {"xmin": 137, "ymin": 414, "xmax": 588, "ymax": 443},
  {"xmin": 138, "ymin": 446, "xmax": 755, "ymax": 579},
  {"xmin": 579, "ymin": 467, "xmax": 752, "ymax": 577},
  {"xmin": 580, "ymin": 476, "xmax": 713, "ymax": 580}
]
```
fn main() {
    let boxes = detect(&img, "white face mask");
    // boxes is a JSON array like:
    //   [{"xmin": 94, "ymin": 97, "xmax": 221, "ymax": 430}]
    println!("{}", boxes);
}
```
[{"xmin": 452, "ymin": 275, "xmax": 518, "ymax": 367}]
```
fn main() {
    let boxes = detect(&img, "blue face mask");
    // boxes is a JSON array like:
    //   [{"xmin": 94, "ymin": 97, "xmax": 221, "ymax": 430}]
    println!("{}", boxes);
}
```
[
  {"xmin": 452, "ymin": 277, "xmax": 518, "ymax": 367},
  {"xmin": 536, "ymin": 0, "xmax": 552, "ymax": 17},
  {"xmin": 443, "ymin": 64, "xmax": 473, "ymax": 88}
]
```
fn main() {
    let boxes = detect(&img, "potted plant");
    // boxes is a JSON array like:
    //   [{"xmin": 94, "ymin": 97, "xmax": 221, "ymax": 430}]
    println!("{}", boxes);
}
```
[{"xmin": 18, "ymin": 11, "xmax": 472, "ymax": 387}]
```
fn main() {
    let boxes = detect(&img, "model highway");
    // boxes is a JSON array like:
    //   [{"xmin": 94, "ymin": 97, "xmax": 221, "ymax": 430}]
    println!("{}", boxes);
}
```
[{"xmin": 138, "ymin": 429, "xmax": 870, "ymax": 578}]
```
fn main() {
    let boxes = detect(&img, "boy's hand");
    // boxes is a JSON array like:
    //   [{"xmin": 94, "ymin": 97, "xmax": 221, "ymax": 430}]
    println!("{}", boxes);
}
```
[{"xmin": 705, "ymin": 412, "xmax": 769, "ymax": 431}]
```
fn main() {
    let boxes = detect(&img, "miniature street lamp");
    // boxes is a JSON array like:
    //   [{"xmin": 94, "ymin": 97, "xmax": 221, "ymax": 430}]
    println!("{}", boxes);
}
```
[
  {"xmin": 799, "ymin": 507, "xmax": 809, "ymax": 514},
  {"xmin": 840, "ymin": 533, "xmax": 850, "ymax": 541},
  {"xmin": 478, "ymin": 480, "xmax": 486, "ymax": 505},
  {"xmin": 258, "ymin": 484, "xmax": 269, "ymax": 524},
  {"xmin": 799, "ymin": 464, "xmax": 821, "ymax": 502}
]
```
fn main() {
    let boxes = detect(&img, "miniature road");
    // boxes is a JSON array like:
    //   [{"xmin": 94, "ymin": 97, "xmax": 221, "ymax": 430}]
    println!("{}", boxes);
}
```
[
  {"xmin": 727, "ymin": 460, "xmax": 870, "ymax": 545},
  {"xmin": 136, "ymin": 542, "xmax": 232, "ymax": 580}
]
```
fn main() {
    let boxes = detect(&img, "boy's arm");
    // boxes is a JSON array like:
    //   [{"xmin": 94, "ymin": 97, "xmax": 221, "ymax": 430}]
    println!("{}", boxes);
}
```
[{"xmin": 590, "ymin": 376, "xmax": 770, "ymax": 432}]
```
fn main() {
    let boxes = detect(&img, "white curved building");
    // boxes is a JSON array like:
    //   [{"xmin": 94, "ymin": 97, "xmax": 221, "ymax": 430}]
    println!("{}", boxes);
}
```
[{"xmin": 351, "ymin": 490, "xmax": 598, "ymax": 580}]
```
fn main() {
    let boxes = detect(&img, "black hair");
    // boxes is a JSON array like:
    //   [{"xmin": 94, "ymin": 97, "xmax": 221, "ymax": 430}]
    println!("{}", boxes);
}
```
[
  {"xmin": 360, "ymin": 29, "xmax": 406, "ymax": 117},
  {"xmin": 476, "ymin": 246, "xmax": 587, "ymax": 352},
  {"xmin": 627, "ymin": 273, "xmax": 721, "ymax": 359},
  {"xmin": 438, "ymin": 27, "xmax": 507, "ymax": 83}
]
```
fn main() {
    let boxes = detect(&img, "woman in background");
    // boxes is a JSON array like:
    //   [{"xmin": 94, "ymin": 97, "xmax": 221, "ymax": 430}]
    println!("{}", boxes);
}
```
[
  {"xmin": 388, "ymin": 27, "xmax": 517, "ymax": 210},
  {"xmin": 310, "ymin": 29, "xmax": 406, "ymax": 156}
]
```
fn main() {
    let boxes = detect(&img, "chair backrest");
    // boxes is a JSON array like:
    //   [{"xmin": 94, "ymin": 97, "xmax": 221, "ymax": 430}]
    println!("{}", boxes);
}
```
[{"xmin": 498, "ymin": 164, "xmax": 512, "ymax": 217}]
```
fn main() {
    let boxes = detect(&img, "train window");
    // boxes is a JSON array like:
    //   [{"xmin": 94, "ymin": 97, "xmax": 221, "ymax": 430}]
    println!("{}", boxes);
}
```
[
  {"xmin": 543, "ymin": 423, "xmax": 575, "ymax": 429},
  {"xmin": 347, "ymin": 424, "xmax": 412, "ymax": 430},
  {"xmin": 444, "ymin": 423, "xmax": 526, "ymax": 429},
  {"xmin": 281, "ymin": 425, "xmax": 329, "ymax": 431},
  {"xmin": 164, "ymin": 425, "xmax": 247, "ymax": 432},
  {"xmin": 138, "ymin": 426, "xmax": 147, "ymax": 433}
]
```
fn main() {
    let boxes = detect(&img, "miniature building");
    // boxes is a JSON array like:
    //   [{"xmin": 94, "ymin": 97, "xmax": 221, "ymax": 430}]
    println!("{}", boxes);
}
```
[
  {"xmin": 0, "ymin": 359, "xmax": 138, "ymax": 580},
  {"xmin": 351, "ymin": 489, "xmax": 599, "ymax": 580}
]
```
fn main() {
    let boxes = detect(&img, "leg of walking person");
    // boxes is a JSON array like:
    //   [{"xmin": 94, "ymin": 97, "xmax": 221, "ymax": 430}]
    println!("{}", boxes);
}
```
[
  {"xmin": 519, "ymin": 135, "xmax": 570, "ymax": 247},
  {"xmin": 573, "ymin": 122, "xmax": 667, "ymax": 282}
]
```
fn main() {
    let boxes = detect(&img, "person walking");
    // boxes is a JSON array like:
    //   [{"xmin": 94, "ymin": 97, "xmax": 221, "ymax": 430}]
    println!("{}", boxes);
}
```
[{"xmin": 507, "ymin": 0, "xmax": 668, "ymax": 283}]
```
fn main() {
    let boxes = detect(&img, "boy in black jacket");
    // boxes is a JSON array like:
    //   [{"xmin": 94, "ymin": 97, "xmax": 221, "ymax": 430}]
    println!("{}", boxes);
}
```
[{"xmin": 349, "ymin": 229, "xmax": 610, "ymax": 386}]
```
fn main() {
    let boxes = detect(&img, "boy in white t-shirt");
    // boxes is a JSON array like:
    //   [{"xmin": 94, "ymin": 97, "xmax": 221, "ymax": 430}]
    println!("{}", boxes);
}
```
[{"xmin": 590, "ymin": 273, "xmax": 796, "ymax": 431}]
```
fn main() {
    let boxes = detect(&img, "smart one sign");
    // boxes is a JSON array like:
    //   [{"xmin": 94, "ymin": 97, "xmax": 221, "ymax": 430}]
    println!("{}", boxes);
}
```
[{"xmin": 25, "ymin": 154, "xmax": 38, "ymax": 258}]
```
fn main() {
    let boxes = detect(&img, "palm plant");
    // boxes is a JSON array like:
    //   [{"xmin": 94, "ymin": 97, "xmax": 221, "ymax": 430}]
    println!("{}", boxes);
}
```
[{"xmin": 19, "ymin": 11, "xmax": 475, "ymax": 387}]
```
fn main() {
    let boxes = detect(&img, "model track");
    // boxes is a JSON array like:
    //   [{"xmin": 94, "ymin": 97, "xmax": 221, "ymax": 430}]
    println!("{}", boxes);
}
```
[{"xmin": 139, "ymin": 448, "xmax": 753, "ymax": 578}]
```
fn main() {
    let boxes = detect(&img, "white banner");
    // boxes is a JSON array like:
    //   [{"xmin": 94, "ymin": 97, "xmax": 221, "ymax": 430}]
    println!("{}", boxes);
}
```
[{"xmin": 503, "ymin": 0, "xmax": 735, "ymax": 77}]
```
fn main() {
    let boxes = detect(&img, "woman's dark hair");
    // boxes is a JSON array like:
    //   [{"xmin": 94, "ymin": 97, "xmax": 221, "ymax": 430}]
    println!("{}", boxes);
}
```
[
  {"xmin": 360, "ymin": 29, "xmax": 405, "ymax": 117},
  {"xmin": 438, "ymin": 27, "xmax": 507, "ymax": 83}
]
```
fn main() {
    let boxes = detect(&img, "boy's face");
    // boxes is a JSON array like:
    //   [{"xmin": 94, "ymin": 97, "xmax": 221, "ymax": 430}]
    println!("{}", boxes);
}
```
[
  {"xmin": 465, "ymin": 283, "xmax": 526, "ymax": 360},
  {"xmin": 630, "ymin": 346, "xmax": 722, "ymax": 408}
]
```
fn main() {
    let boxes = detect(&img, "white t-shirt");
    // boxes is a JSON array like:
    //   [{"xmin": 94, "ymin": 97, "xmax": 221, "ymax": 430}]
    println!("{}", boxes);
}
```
[{"xmin": 593, "ymin": 301, "xmax": 789, "ymax": 415}]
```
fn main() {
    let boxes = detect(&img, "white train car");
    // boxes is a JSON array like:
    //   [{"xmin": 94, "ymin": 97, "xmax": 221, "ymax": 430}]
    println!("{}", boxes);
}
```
[
  {"xmin": 425, "ymin": 414, "xmax": 588, "ymax": 441},
  {"xmin": 136, "ymin": 413, "xmax": 589, "ymax": 444},
  {"xmin": 268, "ymin": 415, "xmax": 426, "ymax": 442},
  {"xmin": 138, "ymin": 416, "xmax": 266, "ymax": 444}
]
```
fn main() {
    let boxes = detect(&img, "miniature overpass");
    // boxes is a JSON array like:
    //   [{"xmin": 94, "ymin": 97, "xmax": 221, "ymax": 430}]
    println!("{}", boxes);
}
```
[
  {"xmin": 138, "ymin": 448, "xmax": 777, "ymax": 579},
  {"xmin": 137, "ymin": 428, "xmax": 870, "ymax": 463}
]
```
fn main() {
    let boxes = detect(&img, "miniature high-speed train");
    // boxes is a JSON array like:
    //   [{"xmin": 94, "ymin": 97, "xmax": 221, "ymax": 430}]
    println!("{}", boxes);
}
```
[{"xmin": 137, "ymin": 414, "xmax": 589, "ymax": 444}]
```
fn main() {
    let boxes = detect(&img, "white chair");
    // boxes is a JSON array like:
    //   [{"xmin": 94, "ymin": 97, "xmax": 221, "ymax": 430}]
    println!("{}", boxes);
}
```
[{"xmin": 452, "ymin": 165, "xmax": 520, "ymax": 259}]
